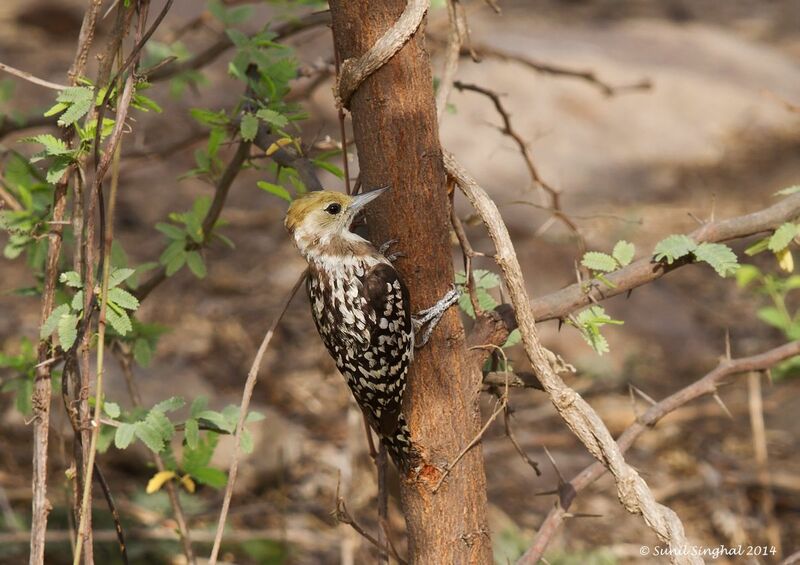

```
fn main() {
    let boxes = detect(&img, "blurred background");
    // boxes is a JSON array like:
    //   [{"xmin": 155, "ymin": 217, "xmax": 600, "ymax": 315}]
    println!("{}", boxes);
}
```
[{"xmin": 1, "ymin": 0, "xmax": 799, "ymax": 563}]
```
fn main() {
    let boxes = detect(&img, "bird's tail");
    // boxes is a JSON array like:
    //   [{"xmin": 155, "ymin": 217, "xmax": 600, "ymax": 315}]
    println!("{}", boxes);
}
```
[{"xmin": 381, "ymin": 413, "xmax": 421, "ymax": 475}]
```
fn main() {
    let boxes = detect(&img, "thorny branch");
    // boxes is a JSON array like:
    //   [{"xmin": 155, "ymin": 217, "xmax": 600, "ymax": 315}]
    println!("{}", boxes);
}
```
[
  {"xmin": 30, "ymin": 2, "xmax": 104, "ymax": 562},
  {"xmin": 334, "ymin": 494, "xmax": 408, "ymax": 565},
  {"xmin": 466, "ymin": 42, "xmax": 653, "ymax": 97},
  {"xmin": 531, "ymin": 192, "xmax": 800, "ymax": 322},
  {"xmin": 518, "ymin": 340, "xmax": 800, "ymax": 564},
  {"xmin": 453, "ymin": 80, "xmax": 585, "ymax": 253},
  {"xmin": 445, "ymin": 151, "xmax": 700, "ymax": 564}
]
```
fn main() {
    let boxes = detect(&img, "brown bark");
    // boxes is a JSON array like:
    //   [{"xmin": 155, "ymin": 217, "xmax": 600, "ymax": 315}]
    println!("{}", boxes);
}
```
[{"xmin": 329, "ymin": 3, "xmax": 492, "ymax": 563}]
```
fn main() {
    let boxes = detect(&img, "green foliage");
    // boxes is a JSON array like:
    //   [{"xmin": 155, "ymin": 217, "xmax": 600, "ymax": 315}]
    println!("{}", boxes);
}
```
[
  {"xmin": 23, "ymin": 133, "xmax": 79, "ymax": 184},
  {"xmin": 0, "ymin": 338, "xmax": 38, "ymax": 415},
  {"xmin": 455, "ymin": 269, "xmax": 501, "ymax": 319},
  {"xmin": 612, "ymin": 240, "xmax": 635, "ymax": 266},
  {"xmin": 257, "ymin": 180, "xmax": 292, "ymax": 202},
  {"xmin": 653, "ymin": 234, "xmax": 696, "ymax": 264},
  {"xmin": 653, "ymin": 235, "xmax": 739, "ymax": 277},
  {"xmin": 157, "ymin": 197, "xmax": 217, "ymax": 278},
  {"xmin": 571, "ymin": 306, "xmax": 624, "ymax": 355},
  {"xmin": 581, "ymin": 251, "xmax": 617, "ymax": 273},
  {"xmin": 44, "ymin": 86, "xmax": 93, "ymax": 126},
  {"xmin": 0, "ymin": 152, "xmax": 52, "ymax": 270},
  {"xmin": 737, "ymin": 264, "xmax": 800, "ymax": 379},
  {"xmin": 40, "ymin": 267, "xmax": 141, "ymax": 349},
  {"xmin": 581, "ymin": 241, "xmax": 636, "ymax": 288}
]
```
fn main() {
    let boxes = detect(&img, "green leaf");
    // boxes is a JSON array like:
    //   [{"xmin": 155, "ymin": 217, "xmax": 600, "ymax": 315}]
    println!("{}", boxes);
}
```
[
  {"xmin": 503, "ymin": 329, "xmax": 521, "ymax": 348},
  {"xmin": 134, "ymin": 420, "xmax": 166, "ymax": 453},
  {"xmin": 184, "ymin": 418, "xmax": 199, "ymax": 450},
  {"xmin": 160, "ymin": 239, "xmax": 186, "ymax": 265},
  {"xmin": 189, "ymin": 466, "xmax": 227, "ymax": 488},
  {"xmin": 241, "ymin": 430, "xmax": 254, "ymax": 454},
  {"xmin": 165, "ymin": 251, "xmax": 187, "ymax": 276},
  {"xmin": 756, "ymin": 307, "xmax": 789, "ymax": 331},
  {"xmin": 735, "ymin": 264, "xmax": 761, "ymax": 288},
  {"xmin": 312, "ymin": 159, "xmax": 344, "ymax": 179},
  {"xmin": 155, "ymin": 222, "xmax": 185, "ymax": 240},
  {"xmin": 23, "ymin": 134, "xmax": 71, "ymax": 156},
  {"xmin": 774, "ymin": 185, "xmax": 800, "ymax": 196},
  {"xmin": 653, "ymin": 234, "xmax": 697, "ymax": 264},
  {"xmin": 693, "ymin": 242, "xmax": 739, "ymax": 277},
  {"xmin": 186, "ymin": 251, "xmax": 207, "ymax": 279},
  {"xmin": 581, "ymin": 251, "xmax": 617, "ymax": 273},
  {"xmin": 745, "ymin": 237, "xmax": 770, "ymax": 257},
  {"xmin": 612, "ymin": 241, "xmax": 635, "ymax": 267},
  {"xmin": 71, "ymin": 290, "xmax": 84, "ymax": 313},
  {"xmin": 190, "ymin": 396, "xmax": 208, "ymax": 418},
  {"xmin": 108, "ymin": 287, "xmax": 140, "ymax": 311},
  {"xmin": 45, "ymin": 156, "xmax": 73, "ymax": 184},
  {"xmin": 105, "ymin": 307, "xmax": 133, "ymax": 336},
  {"xmin": 54, "ymin": 86, "xmax": 93, "ymax": 126},
  {"xmin": 58, "ymin": 313, "xmax": 79, "ymax": 351},
  {"xmin": 59, "ymin": 271, "xmax": 82, "ymax": 288},
  {"xmin": 115, "ymin": 423, "xmax": 136, "ymax": 449},
  {"xmin": 257, "ymin": 180, "xmax": 291, "ymax": 202},
  {"xmin": 104, "ymin": 402, "xmax": 121, "ymax": 419},
  {"xmin": 133, "ymin": 338, "xmax": 152, "ymax": 367},
  {"xmin": 473, "ymin": 269, "xmax": 501, "ymax": 289},
  {"xmin": 108, "ymin": 267, "xmax": 135, "ymax": 288},
  {"xmin": 153, "ymin": 396, "xmax": 185, "ymax": 413},
  {"xmin": 41, "ymin": 304, "xmax": 70, "ymax": 339},
  {"xmin": 197, "ymin": 409, "xmax": 235, "ymax": 433},
  {"xmin": 768, "ymin": 223, "xmax": 798, "ymax": 252},
  {"xmin": 256, "ymin": 108, "xmax": 289, "ymax": 129},
  {"xmin": 240, "ymin": 113, "xmax": 259, "ymax": 142}
]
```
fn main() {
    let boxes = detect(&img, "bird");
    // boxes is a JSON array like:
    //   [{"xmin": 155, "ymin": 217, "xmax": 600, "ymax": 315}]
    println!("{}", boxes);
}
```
[{"xmin": 284, "ymin": 187, "xmax": 458, "ymax": 473}]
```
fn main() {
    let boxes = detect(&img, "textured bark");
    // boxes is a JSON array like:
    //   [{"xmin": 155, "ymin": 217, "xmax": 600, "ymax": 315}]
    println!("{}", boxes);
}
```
[{"xmin": 329, "ymin": 3, "xmax": 492, "ymax": 563}]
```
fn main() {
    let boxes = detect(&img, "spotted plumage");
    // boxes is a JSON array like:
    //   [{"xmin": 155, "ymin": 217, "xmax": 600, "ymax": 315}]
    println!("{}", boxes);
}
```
[{"xmin": 285, "ymin": 189, "xmax": 417, "ymax": 471}]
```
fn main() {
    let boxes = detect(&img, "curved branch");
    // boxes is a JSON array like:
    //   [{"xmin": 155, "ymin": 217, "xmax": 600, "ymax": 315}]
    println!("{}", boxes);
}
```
[
  {"xmin": 518, "ymin": 340, "xmax": 800, "ymax": 564},
  {"xmin": 334, "ymin": 0, "xmax": 429, "ymax": 108},
  {"xmin": 532, "ymin": 193, "xmax": 800, "ymax": 322},
  {"xmin": 446, "ymin": 151, "xmax": 700, "ymax": 564}
]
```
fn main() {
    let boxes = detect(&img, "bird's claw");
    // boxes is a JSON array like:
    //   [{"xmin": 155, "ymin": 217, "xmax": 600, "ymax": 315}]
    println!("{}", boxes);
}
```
[
  {"xmin": 379, "ymin": 239, "xmax": 405, "ymax": 262},
  {"xmin": 413, "ymin": 285, "xmax": 461, "ymax": 348}
]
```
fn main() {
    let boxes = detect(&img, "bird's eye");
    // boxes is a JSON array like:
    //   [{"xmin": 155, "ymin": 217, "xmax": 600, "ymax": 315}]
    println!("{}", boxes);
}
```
[{"xmin": 325, "ymin": 202, "xmax": 342, "ymax": 215}]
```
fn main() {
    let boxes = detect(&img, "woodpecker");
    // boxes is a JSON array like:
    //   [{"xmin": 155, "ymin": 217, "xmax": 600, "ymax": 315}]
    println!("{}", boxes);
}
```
[{"xmin": 284, "ymin": 187, "xmax": 458, "ymax": 473}]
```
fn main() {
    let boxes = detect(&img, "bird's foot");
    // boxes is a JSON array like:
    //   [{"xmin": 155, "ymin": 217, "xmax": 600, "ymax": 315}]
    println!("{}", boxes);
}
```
[
  {"xmin": 378, "ymin": 238, "xmax": 405, "ymax": 262},
  {"xmin": 413, "ymin": 285, "xmax": 460, "ymax": 348}
]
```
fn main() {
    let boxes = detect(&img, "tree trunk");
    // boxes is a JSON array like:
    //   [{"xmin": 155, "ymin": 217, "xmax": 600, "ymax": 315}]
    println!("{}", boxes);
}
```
[{"xmin": 329, "ymin": 3, "xmax": 493, "ymax": 563}]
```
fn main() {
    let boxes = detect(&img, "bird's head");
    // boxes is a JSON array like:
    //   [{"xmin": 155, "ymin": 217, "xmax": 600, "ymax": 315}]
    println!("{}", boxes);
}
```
[{"xmin": 284, "ymin": 187, "xmax": 388, "ymax": 257}]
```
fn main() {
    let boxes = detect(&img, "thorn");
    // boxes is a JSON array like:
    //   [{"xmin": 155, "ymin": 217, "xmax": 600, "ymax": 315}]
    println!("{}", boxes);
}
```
[
  {"xmin": 765, "ymin": 368, "xmax": 773, "ymax": 385},
  {"xmin": 626, "ymin": 288, "xmax": 633, "ymax": 299},
  {"xmin": 724, "ymin": 329, "xmax": 731, "ymax": 361},
  {"xmin": 570, "ymin": 512, "xmax": 603, "ymax": 519},
  {"xmin": 713, "ymin": 392, "xmax": 734, "ymax": 420},
  {"xmin": 557, "ymin": 318, "xmax": 564, "ymax": 332},
  {"xmin": 631, "ymin": 385, "xmax": 657, "ymax": 406},
  {"xmin": 542, "ymin": 445, "xmax": 565, "ymax": 486},
  {"xmin": 628, "ymin": 384, "xmax": 641, "ymax": 419},
  {"xmin": 535, "ymin": 489, "xmax": 559, "ymax": 496},
  {"xmin": 687, "ymin": 212, "xmax": 704, "ymax": 226}
]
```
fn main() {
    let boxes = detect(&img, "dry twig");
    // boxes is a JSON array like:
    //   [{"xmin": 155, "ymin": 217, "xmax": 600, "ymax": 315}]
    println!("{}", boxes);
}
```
[
  {"xmin": 519, "ymin": 341, "xmax": 800, "ymax": 563},
  {"xmin": 208, "ymin": 270, "xmax": 307, "ymax": 564},
  {"xmin": 445, "ymin": 152, "xmax": 699, "ymax": 564}
]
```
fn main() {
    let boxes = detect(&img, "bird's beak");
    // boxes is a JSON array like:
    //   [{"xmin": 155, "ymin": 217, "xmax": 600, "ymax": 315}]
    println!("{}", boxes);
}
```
[{"xmin": 348, "ymin": 186, "xmax": 390, "ymax": 214}]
